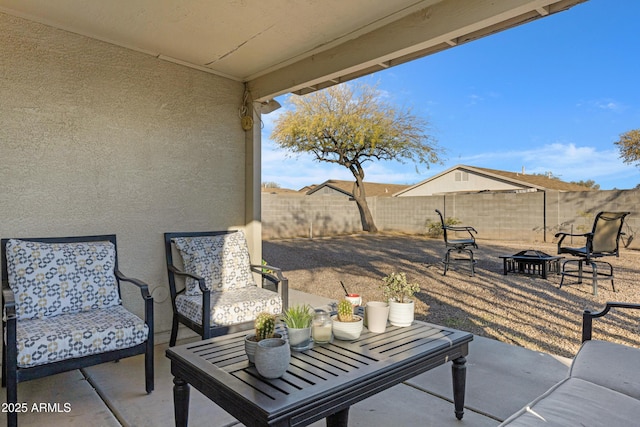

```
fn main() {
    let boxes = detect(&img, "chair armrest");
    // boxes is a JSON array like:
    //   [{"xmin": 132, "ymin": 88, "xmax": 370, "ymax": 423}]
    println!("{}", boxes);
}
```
[
  {"xmin": 2, "ymin": 284, "xmax": 16, "ymax": 321},
  {"xmin": 114, "ymin": 270, "xmax": 154, "ymax": 334},
  {"xmin": 251, "ymin": 264, "xmax": 289, "ymax": 311},
  {"xmin": 445, "ymin": 225, "xmax": 477, "ymax": 234},
  {"xmin": 582, "ymin": 302, "xmax": 640, "ymax": 342},
  {"xmin": 555, "ymin": 231, "xmax": 592, "ymax": 247},
  {"xmin": 115, "ymin": 270, "xmax": 152, "ymax": 299},
  {"xmin": 167, "ymin": 265, "xmax": 208, "ymax": 293}
]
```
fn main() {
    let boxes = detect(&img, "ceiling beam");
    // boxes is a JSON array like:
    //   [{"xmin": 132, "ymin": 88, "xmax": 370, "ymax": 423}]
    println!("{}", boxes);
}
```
[{"xmin": 248, "ymin": 0, "xmax": 587, "ymax": 101}]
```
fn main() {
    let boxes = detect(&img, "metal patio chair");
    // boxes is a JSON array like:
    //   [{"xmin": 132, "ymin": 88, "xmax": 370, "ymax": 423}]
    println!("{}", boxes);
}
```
[
  {"xmin": 435, "ymin": 209, "xmax": 478, "ymax": 276},
  {"xmin": 164, "ymin": 230, "xmax": 288, "ymax": 346},
  {"xmin": 555, "ymin": 211, "xmax": 630, "ymax": 296},
  {"xmin": 2, "ymin": 235, "xmax": 154, "ymax": 427}
]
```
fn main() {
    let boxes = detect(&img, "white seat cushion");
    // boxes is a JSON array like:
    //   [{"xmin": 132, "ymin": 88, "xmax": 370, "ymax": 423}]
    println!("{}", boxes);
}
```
[
  {"xmin": 6, "ymin": 239, "xmax": 121, "ymax": 320},
  {"xmin": 175, "ymin": 286, "xmax": 282, "ymax": 326},
  {"xmin": 499, "ymin": 377, "xmax": 640, "ymax": 426},
  {"xmin": 569, "ymin": 339, "xmax": 640, "ymax": 399},
  {"xmin": 172, "ymin": 231, "xmax": 256, "ymax": 296},
  {"xmin": 16, "ymin": 305, "xmax": 148, "ymax": 368}
]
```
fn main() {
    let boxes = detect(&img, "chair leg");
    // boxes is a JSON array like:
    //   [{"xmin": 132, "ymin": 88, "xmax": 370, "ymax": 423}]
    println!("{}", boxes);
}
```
[
  {"xmin": 146, "ymin": 338, "xmax": 154, "ymax": 393},
  {"xmin": 589, "ymin": 261, "xmax": 598, "ymax": 297},
  {"xmin": 467, "ymin": 249, "xmax": 475, "ymax": 277},
  {"xmin": 170, "ymin": 316, "xmax": 179, "ymax": 347},
  {"xmin": 443, "ymin": 250, "xmax": 451, "ymax": 276}
]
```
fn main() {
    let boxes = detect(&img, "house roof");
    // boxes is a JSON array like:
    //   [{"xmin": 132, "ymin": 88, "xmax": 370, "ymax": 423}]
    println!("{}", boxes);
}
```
[
  {"xmin": 0, "ymin": 0, "xmax": 587, "ymax": 101},
  {"xmin": 393, "ymin": 164, "xmax": 593, "ymax": 196},
  {"xmin": 472, "ymin": 166, "xmax": 594, "ymax": 191},
  {"xmin": 306, "ymin": 180, "xmax": 410, "ymax": 197}
]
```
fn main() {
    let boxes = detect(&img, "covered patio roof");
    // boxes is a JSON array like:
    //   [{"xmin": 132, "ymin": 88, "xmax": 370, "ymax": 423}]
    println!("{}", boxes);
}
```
[{"xmin": 0, "ymin": 0, "xmax": 587, "ymax": 101}]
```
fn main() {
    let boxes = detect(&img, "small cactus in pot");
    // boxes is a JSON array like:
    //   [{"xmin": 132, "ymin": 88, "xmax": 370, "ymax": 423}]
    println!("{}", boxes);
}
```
[
  {"xmin": 245, "ymin": 312, "xmax": 279, "ymax": 364},
  {"xmin": 255, "ymin": 312, "xmax": 276, "ymax": 341},
  {"xmin": 337, "ymin": 299, "xmax": 354, "ymax": 322},
  {"xmin": 332, "ymin": 298, "xmax": 363, "ymax": 340}
]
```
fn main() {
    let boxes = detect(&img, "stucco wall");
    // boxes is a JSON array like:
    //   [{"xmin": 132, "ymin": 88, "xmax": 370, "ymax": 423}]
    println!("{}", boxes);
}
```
[{"xmin": 0, "ymin": 13, "xmax": 247, "ymax": 341}]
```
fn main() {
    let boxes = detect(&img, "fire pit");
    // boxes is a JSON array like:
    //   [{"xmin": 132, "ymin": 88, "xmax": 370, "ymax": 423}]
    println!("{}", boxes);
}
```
[{"xmin": 499, "ymin": 250, "xmax": 563, "ymax": 279}]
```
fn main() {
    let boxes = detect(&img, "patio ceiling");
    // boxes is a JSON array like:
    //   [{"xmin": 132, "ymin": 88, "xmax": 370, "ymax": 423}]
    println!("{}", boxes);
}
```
[{"xmin": 0, "ymin": 0, "xmax": 587, "ymax": 101}]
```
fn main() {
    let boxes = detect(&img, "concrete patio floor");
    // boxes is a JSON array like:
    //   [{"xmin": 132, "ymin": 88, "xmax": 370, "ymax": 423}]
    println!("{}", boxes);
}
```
[{"xmin": 1, "ymin": 290, "xmax": 572, "ymax": 427}]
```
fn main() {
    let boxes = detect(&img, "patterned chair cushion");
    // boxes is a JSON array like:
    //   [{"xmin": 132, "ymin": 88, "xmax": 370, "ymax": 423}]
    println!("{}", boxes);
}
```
[
  {"xmin": 175, "ymin": 286, "xmax": 282, "ymax": 326},
  {"xmin": 5, "ymin": 239, "xmax": 121, "ymax": 320},
  {"xmin": 16, "ymin": 305, "xmax": 148, "ymax": 368},
  {"xmin": 172, "ymin": 231, "xmax": 256, "ymax": 296}
]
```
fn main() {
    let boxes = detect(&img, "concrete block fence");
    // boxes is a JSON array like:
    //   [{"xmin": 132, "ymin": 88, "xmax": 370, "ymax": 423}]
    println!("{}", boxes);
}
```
[{"xmin": 262, "ymin": 189, "xmax": 640, "ymax": 249}]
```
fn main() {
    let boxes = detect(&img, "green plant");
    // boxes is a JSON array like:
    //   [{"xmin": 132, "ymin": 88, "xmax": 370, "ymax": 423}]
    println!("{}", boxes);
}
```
[
  {"xmin": 336, "ymin": 299, "xmax": 354, "ymax": 322},
  {"xmin": 254, "ymin": 312, "xmax": 276, "ymax": 341},
  {"xmin": 281, "ymin": 304, "xmax": 314, "ymax": 329},
  {"xmin": 425, "ymin": 216, "xmax": 461, "ymax": 237},
  {"xmin": 381, "ymin": 272, "xmax": 420, "ymax": 303}
]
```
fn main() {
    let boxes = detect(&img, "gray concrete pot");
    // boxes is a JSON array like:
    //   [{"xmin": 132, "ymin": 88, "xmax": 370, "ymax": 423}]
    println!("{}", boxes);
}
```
[
  {"xmin": 286, "ymin": 327, "xmax": 312, "ymax": 351},
  {"xmin": 254, "ymin": 338, "xmax": 290, "ymax": 379},
  {"xmin": 245, "ymin": 333, "xmax": 282, "ymax": 364}
]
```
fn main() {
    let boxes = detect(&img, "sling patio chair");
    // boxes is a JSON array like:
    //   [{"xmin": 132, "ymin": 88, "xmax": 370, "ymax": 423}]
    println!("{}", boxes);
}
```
[
  {"xmin": 435, "ymin": 209, "xmax": 478, "ymax": 276},
  {"xmin": 164, "ymin": 230, "xmax": 288, "ymax": 346},
  {"xmin": 555, "ymin": 211, "xmax": 630, "ymax": 296}
]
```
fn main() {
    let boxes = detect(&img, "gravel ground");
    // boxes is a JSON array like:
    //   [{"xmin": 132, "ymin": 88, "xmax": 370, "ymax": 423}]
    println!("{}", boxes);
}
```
[{"xmin": 264, "ymin": 233, "xmax": 640, "ymax": 358}]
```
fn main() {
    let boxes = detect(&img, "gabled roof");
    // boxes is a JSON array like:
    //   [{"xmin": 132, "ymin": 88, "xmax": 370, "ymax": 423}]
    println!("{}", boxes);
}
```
[
  {"xmin": 393, "ymin": 164, "xmax": 593, "ymax": 196},
  {"xmin": 472, "ymin": 166, "xmax": 593, "ymax": 192},
  {"xmin": 305, "ymin": 180, "xmax": 410, "ymax": 197}
]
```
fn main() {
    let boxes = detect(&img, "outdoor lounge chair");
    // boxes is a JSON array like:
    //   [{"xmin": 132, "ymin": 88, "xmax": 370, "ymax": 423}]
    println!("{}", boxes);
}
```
[
  {"xmin": 435, "ymin": 209, "xmax": 478, "ymax": 276},
  {"xmin": 1, "ymin": 235, "xmax": 154, "ymax": 427},
  {"xmin": 555, "ymin": 211, "xmax": 630, "ymax": 296},
  {"xmin": 164, "ymin": 230, "xmax": 288, "ymax": 346}
]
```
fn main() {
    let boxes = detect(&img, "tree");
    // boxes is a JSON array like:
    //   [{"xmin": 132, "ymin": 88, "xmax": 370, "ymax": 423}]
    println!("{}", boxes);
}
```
[
  {"xmin": 271, "ymin": 83, "xmax": 441, "ymax": 232},
  {"xmin": 614, "ymin": 128, "xmax": 640, "ymax": 166}
]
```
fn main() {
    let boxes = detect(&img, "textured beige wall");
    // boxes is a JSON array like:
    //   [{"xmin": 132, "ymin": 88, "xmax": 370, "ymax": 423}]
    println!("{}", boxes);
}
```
[{"xmin": 0, "ymin": 13, "xmax": 249, "ymax": 340}]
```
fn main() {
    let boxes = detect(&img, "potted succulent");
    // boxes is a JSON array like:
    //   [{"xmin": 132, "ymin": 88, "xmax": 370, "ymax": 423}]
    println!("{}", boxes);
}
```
[
  {"xmin": 381, "ymin": 272, "xmax": 420, "ymax": 327},
  {"xmin": 245, "ymin": 312, "xmax": 280, "ymax": 363},
  {"xmin": 331, "ymin": 299, "xmax": 363, "ymax": 340},
  {"xmin": 281, "ymin": 304, "xmax": 314, "ymax": 351}
]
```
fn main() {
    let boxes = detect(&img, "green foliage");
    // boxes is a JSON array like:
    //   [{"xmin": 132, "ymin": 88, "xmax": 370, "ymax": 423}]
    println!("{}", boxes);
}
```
[
  {"xmin": 281, "ymin": 304, "xmax": 314, "ymax": 329},
  {"xmin": 381, "ymin": 272, "xmax": 420, "ymax": 303},
  {"xmin": 336, "ymin": 299, "xmax": 354, "ymax": 322},
  {"xmin": 614, "ymin": 128, "xmax": 640, "ymax": 166},
  {"xmin": 425, "ymin": 216, "xmax": 461, "ymax": 237},
  {"xmin": 254, "ymin": 312, "xmax": 276, "ymax": 341}
]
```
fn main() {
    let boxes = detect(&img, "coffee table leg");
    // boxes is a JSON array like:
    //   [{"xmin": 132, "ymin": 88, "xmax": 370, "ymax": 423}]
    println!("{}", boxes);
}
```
[
  {"xmin": 452, "ymin": 356, "xmax": 467, "ymax": 420},
  {"xmin": 173, "ymin": 376, "xmax": 190, "ymax": 427},
  {"xmin": 326, "ymin": 407, "xmax": 349, "ymax": 427}
]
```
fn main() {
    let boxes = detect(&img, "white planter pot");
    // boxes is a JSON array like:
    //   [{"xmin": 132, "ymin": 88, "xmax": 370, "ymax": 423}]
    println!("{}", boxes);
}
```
[
  {"xmin": 388, "ymin": 300, "xmax": 414, "ymax": 327},
  {"xmin": 331, "ymin": 315, "xmax": 363, "ymax": 340},
  {"xmin": 365, "ymin": 301, "xmax": 390, "ymax": 333}
]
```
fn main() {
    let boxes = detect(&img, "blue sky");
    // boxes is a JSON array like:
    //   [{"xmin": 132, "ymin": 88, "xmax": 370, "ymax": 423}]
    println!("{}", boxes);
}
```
[{"xmin": 262, "ymin": 0, "xmax": 640, "ymax": 191}]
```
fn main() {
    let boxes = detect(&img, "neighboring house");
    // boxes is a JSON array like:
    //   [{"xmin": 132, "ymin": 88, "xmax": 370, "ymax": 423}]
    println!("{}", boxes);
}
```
[
  {"xmin": 305, "ymin": 180, "xmax": 410, "ymax": 198},
  {"xmin": 394, "ymin": 165, "xmax": 592, "ymax": 197}
]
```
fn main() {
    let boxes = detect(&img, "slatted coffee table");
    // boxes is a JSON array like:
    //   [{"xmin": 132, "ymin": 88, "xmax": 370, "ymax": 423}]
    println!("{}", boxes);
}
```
[{"xmin": 166, "ymin": 321, "xmax": 473, "ymax": 427}]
